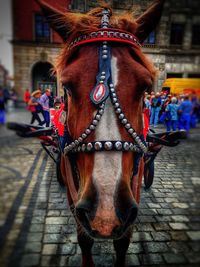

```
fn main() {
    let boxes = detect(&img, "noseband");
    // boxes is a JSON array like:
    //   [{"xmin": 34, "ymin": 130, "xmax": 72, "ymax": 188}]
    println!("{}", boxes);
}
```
[{"xmin": 64, "ymin": 9, "xmax": 148, "ymax": 156}]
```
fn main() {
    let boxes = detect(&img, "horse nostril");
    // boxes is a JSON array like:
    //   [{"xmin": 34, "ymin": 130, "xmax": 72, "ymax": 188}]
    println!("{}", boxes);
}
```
[
  {"xmin": 75, "ymin": 207, "xmax": 92, "ymax": 234},
  {"xmin": 116, "ymin": 200, "xmax": 138, "ymax": 229},
  {"xmin": 75, "ymin": 200, "xmax": 93, "ymax": 235},
  {"xmin": 123, "ymin": 205, "xmax": 138, "ymax": 229}
]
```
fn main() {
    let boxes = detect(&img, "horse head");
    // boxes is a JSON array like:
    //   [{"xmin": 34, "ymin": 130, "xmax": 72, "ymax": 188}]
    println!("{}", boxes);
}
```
[{"xmin": 36, "ymin": 0, "xmax": 164, "ymax": 240}]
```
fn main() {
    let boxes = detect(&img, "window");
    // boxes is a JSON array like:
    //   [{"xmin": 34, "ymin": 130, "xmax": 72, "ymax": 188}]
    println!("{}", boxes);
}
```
[
  {"xmin": 167, "ymin": 73, "xmax": 183, "ymax": 78},
  {"xmin": 170, "ymin": 23, "xmax": 185, "ymax": 45},
  {"xmin": 34, "ymin": 14, "xmax": 50, "ymax": 43},
  {"xmin": 192, "ymin": 25, "xmax": 200, "ymax": 45},
  {"xmin": 144, "ymin": 31, "xmax": 156, "ymax": 44}
]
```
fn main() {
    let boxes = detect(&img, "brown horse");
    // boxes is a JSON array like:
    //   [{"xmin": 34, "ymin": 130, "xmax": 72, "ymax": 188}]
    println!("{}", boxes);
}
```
[{"xmin": 36, "ymin": 0, "xmax": 165, "ymax": 266}]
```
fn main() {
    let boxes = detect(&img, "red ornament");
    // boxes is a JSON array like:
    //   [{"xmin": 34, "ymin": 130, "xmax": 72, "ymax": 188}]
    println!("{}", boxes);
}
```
[{"xmin": 93, "ymin": 84, "xmax": 106, "ymax": 103}]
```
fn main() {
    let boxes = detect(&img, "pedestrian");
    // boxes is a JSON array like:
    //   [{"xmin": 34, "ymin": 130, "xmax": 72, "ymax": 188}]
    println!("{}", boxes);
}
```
[
  {"xmin": 165, "ymin": 97, "xmax": 178, "ymax": 132},
  {"xmin": 23, "ymin": 88, "xmax": 31, "ymax": 106},
  {"xmin": 178, "ymin": 94, "xmax": 193, "ymax": 135},
  {"xmin": 28, "ymin": 90, "xmax": 44, "ymax": 125},
  {"xmin": 39, "ymin": 88, "xmax": 51, "ymax": 127},
  {"xmin": 0, "ymin": 89, "xmax": 6, "ymax": 124},
  {"xmin": 150, "ymin": 92, "xmax": 161, "ymax": 127}
]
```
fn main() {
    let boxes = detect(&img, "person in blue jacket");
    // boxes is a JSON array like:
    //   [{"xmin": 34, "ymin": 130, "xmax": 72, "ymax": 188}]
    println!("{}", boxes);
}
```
[
  {"xmin": 165, "ymin": 97, "xmax": 179, "ymax": 132},
  {"xmin": 178, "ymin": 95, "xmax": 193, "ymax": 135},
  {"xmin": 150, "ymin": 92, "xmax": 161, "ymax": 127}
]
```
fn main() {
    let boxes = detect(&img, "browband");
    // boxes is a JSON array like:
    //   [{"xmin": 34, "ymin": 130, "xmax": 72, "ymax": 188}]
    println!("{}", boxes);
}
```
[{"xmin": 68, "ymin": 28, "xmax": 142, "ymax": 50}]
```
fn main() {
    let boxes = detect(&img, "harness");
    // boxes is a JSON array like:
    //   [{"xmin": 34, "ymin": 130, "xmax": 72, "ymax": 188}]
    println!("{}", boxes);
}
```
[{"xmin": 64, "ymin": 9, "xmax": 147, "ymax": 157}]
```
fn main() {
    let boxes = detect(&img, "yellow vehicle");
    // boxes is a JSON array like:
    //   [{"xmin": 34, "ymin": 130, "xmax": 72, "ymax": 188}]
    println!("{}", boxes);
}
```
[{"xmin": 162, "ymin": 78, "xmax": 200, "ymax": 97}]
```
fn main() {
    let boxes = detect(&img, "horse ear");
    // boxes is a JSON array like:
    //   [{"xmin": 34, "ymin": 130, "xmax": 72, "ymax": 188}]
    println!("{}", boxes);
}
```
[
  {"xmin": 135, "ymin": 0, "xmax": 165, "ymax": 43},
  {"xmin": 35, "ymin": 0, "xmax": 71, "ymax": 42}
]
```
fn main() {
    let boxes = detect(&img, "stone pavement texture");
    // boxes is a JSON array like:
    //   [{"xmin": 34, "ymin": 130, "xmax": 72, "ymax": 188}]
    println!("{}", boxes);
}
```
[{"xmin": 0, "ymin": 108, "xmax": 200, "ymax": 267}]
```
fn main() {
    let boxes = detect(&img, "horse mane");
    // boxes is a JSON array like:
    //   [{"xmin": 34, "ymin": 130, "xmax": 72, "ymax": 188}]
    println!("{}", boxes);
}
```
[{"xmin": 55, "ymin": 4, "xmax": 156, "ymax": 82}]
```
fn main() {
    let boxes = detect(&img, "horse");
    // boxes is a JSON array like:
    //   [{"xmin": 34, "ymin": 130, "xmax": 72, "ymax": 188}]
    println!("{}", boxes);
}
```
[{"xmin": 36, "ymin": 1, "xmax": 165, "ymax": 266}]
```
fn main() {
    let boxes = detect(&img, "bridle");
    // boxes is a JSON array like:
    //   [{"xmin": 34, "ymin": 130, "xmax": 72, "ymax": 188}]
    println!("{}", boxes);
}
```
[{"xmin": 64, "ymin": 9, "xmax": 148, "ymax": 156}]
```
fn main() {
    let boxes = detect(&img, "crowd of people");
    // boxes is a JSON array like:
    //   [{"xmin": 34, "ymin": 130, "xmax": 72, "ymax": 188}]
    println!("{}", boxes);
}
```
[
  {"xmin": 144, "ymin": 91, "xmax": 200, "ymax": 135},
  {"xmin": 1, "ymin": 85, "xmax": 199, "ymax": 139}
]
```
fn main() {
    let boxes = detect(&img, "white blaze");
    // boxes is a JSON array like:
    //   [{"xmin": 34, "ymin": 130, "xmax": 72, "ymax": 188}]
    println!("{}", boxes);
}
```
[{"xmin": 92, "ymin": 56, "xmax": 122, "ymax": 224}]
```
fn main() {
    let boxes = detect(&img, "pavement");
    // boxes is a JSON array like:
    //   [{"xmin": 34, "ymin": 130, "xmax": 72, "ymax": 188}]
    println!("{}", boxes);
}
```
[{"xmin": 0, "ymin": 107, "xmax": 200, "ymax": 267}]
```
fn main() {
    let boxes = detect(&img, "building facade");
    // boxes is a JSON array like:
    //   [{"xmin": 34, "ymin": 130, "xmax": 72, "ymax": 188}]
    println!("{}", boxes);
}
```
[
  {"xmin": 70, "ymin": 0, "xmax": 200, "ymax": 91},
  {"xmin": 12, "ymin": 0, "xmax": 200, "ymax": 97},
  {"xmin": 12, "ymin": 0, "xmax": 71, "ymax": 97}
]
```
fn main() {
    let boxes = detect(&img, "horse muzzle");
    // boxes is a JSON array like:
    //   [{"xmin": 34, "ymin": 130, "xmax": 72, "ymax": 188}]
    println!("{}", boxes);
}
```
[{"xmin": 75, "ymin": 196, "xmax": 138, "ymax": 240}]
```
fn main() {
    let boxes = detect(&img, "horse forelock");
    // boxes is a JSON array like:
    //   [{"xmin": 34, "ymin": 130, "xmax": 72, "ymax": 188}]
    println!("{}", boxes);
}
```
[{"xmin": 54, "ymin": 5, "xmax": 145, "ymax": 76}]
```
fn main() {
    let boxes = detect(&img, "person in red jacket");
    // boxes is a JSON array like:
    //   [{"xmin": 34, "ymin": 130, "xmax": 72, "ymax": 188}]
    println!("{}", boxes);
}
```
[{"xmin": 23, "ymin": 88, "xmax": 31, "ymax": 106}]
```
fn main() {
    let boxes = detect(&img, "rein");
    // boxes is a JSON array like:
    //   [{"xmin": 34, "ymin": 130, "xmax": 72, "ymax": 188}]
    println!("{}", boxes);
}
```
[{"xmin": 63, "ymin": 9, "xmax": 147, "ymax": 204}]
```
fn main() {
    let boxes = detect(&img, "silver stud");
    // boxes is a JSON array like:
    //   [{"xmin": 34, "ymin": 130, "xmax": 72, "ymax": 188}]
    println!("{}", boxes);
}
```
[
  {"xmin": 104, "ymin": 141, "xmax": 113, "ymax": 150},
  {"xmin": 90, "ymin": 125, "xmax": 95, "ymax": 130},
  {"xmin": 143, "ymin": 147, "xmax": 148, "ymax": 153},
  {"xmin": 77, "ymin": 147, "xmax": 81, "ymax": 152},
  {"xmin": 75, "ymin": 140, "xmax": 79, "ymax": 145},
  {"xmin": 99, "ymin": 81, "xmax": 104, "ymax": 84},
  {"xmin": 81, "ymin": 144, "xmax": 86, "ymax": 151},
  {"xmin": 112, "ymin": 93, "xmax": 116, "ymax": 97},
  {"xmin": 78, "ymin": 137, "xmax": 83, "ymax": 143},
  {"xmin": 119, "ymin": 113, "xmax": 125, "ymax": 119},
  {"xmin": 128, "ymin": 128, "xmax": 134, "ymax": 134},
  {"xmin": 71, "ymin": 142, "xmax": 75, "ymax": 148},
  {"xmin": 99, "ymin": 109, "xmax": 104, "ymax": 115},
  {"xmin": 82, "ymin": 133, "xmax": 87, "ymax": 139},
  {"xmin": 114, "ymin": 102, "xmax": 120, "ymax": 108},
  {"xmin": 122, "ymin": 119, "xmax": 128, "ymax": 124},
  {"xmin": 86, "ymin": 129, "xmax": 91, "ymax": 135},
  {"xmin": 130, "ymin": 143, "xmax": 134, "ymax": 151},
  {"xmin": 110, "ymin": 84, "xmax": 114, "ymax": 88},
  {"xmin": 135, "ymin": 136, "xmax": 140, "ymax": 142},
  {"xmin": 101, "ymin": 71, "xmax": 106, "ymax": 75},
  {"xmin": 103, "ymin": 41, "xmax": 107, "ymax": 44},
  {"xmin": 124, "ymin": 142, "xmax": 130, "ymax": 151},
  {"xmin": 92, "ymin": 120, "xmax": 98, "ymax": 126},
  {"xmin": 87, "ymin": 143, "xmax": 93, "ymax": 151},
  {"xmin": 115, "ymin": 141, "xmax": 122, "ymax": 151},
  {"xmin": 102, "ymin": 55, "xmax": 108, "ymax": 60},
  {"xmin": 137, "ymin": 141, "xmax": 143, "ymax": 147},
  {"xmin": 94, "ymin": 142, "xmax": 102, "ymax": 150},
  {"xmin": 125, "ymin": 123, "xmax": 131, "ymax": 129},
  {"xmin": 101, "ymin": 75, "xmax": 106, "ymax": 80},
  {"xmin": 103, "ymin": 45, "xmax": 107, "ymax": 49},
  {"xmin": 96, "ymin": 114, "xmax": 101, "ymax": 120},
  {"xmin": 110, "ymin": 88, "xmax": 115, "ymax": 92},
  {"xmin": 100, "ymin": 103, "xmax": 105, "ymax": 108},
  {"xmin": 112, "ymin": 97, "xmax": 117, "ymax": 103},
  {"xmin": 68, "ymin": 144, "xmax": 72, "ymax": 150},
  {"xmin": 116, "ymin": 108, "xmax": 121, "ymax": 114},
  {"xmin": 102, "ymin": 50, "xmax": 108, "ymax": 54},
  {"xmin": 132, "ymin": 132, "xmax": 137, "ymax": 138}
]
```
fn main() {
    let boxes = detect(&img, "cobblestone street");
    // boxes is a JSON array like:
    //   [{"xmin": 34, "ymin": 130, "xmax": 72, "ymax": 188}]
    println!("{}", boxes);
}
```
[{"xmin": 0, "ymin": 108, "xmax": 200, "ymax": 267}]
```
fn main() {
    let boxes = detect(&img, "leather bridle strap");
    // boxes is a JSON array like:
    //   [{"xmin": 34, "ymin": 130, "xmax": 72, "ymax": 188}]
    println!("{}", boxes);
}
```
[
  {"xmin": 68, "ymin": 28, "xmax": 142, "ymax": 50},
  {"xmin": 61, "ymin": 155, "xmax": 78, "ymax": 204}
]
